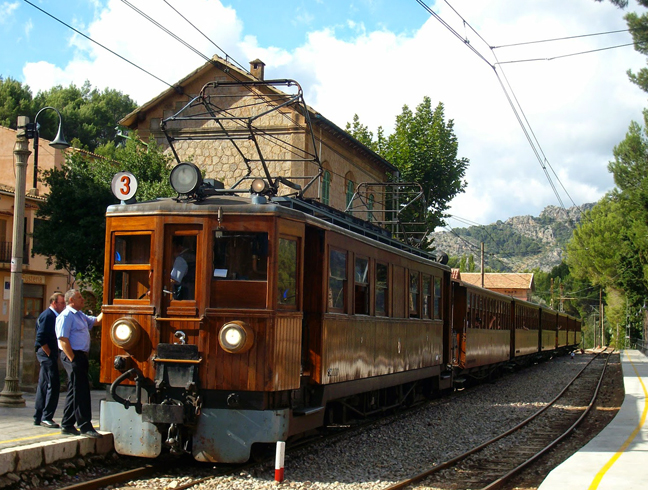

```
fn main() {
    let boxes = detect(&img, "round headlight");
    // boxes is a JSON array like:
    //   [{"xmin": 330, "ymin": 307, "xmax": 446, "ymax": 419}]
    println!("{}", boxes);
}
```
[
  {"xmin": 218, "ymin": 321, "xmax": 254, "ymax": 354},
  {"xmin": 170, "ymin": 162, "xmax": 203, "ymax": 195},
  {"xmin": 110, "ymin": 317, "xmax": 141, "ymax": 350}
]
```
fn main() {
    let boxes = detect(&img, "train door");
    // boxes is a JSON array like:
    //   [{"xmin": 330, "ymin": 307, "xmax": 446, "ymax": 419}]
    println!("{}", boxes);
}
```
[{"xmin": 162, "ymin": 225, "xmax": 202, "ymax": 318}]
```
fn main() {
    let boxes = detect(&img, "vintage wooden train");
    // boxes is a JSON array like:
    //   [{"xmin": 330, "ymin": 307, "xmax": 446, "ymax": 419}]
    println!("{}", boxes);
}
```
[{"xmin": 98, "ymin": 163, "xmax": 581, "ymax": 462}]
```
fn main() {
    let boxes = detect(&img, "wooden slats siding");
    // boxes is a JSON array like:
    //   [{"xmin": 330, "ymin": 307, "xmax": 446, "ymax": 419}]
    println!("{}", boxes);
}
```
[
  {"xmin": 319, "ymin": 316, "xmax": 443, "ymax": 384},
  {"xmin": 463, "ymin": 329, "xmax": 510, "ymax": 367},
  {"xmin": 514, "ymin": 329, "xmax": 539, "ymax": 357}
]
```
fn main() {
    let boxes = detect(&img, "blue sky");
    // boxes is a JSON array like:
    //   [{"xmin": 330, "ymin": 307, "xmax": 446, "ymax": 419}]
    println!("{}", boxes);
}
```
[{"xmin": 1, "ymin": 0, "xmax": 647, "ymax": 228}]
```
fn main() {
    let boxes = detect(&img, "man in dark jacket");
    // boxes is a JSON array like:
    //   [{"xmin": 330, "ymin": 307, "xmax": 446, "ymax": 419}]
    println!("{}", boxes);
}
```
[{"xmin": 33, "ymin": 292, "xmax": 66, "ymax": 428}]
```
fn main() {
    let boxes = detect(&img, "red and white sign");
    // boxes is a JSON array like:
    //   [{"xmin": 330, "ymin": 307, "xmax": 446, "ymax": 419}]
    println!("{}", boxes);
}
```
[{"xmin": 111, "ymin": 171, "xmax": 138, "ymax": 201}]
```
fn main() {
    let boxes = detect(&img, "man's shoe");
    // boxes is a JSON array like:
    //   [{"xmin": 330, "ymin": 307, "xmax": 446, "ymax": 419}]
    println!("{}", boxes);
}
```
[
  {"xmin": 61, "ymin": 426, "xmax": 80, "ymax": 436},
  {"xmin": 81, "ymin": 429, "xmax": 102, "ymax": 439},
  {"xmin": 33, "ymin": 420, "xmax": 41, "ymax": 426},
  {"xmin": 41, "ymin": 420, "xmax": 60, "ymax": 429}
]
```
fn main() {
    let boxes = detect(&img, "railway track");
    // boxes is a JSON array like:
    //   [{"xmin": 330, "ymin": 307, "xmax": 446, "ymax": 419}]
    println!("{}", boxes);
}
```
[{"xmin": 383, "ymin": 349, "xmax": 612, "ymax": 490}]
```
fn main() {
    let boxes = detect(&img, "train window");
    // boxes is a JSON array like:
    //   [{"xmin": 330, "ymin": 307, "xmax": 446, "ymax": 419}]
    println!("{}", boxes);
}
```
[
  {"xmin": 354, "ymin": 256, "xmax": 369, "ymax": 315},
  {"xmin": 329, "ymin": 249, "xmax": 347, "ymax": 312},
  {"xmin": 115, "ymin": 235, "xmax": 150, "ymax": 264},
  {"xmin": 375, "ymin": 262, "xmax": 388, "ymax": 316},
  {"xmin": 409, "ymin": 271, "xmax": 419, "ymax": 318},
  {"xmin": 111, "ymin": 234, "xmax": 151, "ymax": 302},
  {"xmin": 213, "ymin": 231, "xmax": 268, "ymax": 281},
  {"xmin": 433, "ymin": 276, "xmax": 442, "ymax": 320},
  {"xmin": 278, "ymin": 238, "xmax": 297, "ymax": 306},
  {"xmin": 422, "ymin": 275, "xmax": 431, "ymax": 319},
  {"xmin": 171, "ymin": 235, "xmax": 197, "ymax": 301}
]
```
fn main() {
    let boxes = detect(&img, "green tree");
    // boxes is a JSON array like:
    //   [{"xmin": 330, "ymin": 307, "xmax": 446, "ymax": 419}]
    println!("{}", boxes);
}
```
[
  {"xmin": 0, "ymin": 78, "xmax": 136, "ymax": 151},
  {"xmin": 345, "ymin": 98, "xmax": 468, "ymax": 234},
  {"xmin": 0, "ymin": 77, "xmax": 34, "ymax": 128},
  {"xmin": 34, "ymin": 81, "xmax": 137, "ymax": 151},
  {"xmin": 33, "ymin": 136, "xmax": 175, "ymax": 285},
  {"xmin": 345, "ymin": 114, "xmax": 375, "ymax": 149}
]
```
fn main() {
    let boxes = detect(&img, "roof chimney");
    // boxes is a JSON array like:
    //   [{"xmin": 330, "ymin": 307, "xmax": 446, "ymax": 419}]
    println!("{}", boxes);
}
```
[{"xmin": 250, "ymin": 59, "xmax": 265, "ymax": 80}]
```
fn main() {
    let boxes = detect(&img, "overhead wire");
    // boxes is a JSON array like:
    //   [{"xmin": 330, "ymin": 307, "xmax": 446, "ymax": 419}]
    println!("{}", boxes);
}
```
[
  {"xmin": 22, "ymin": 0, "xmax": 178, "ymax": 92},
  {"xmin": 416, "ymin": 0, "xmax": 628, "ymax": 212}
]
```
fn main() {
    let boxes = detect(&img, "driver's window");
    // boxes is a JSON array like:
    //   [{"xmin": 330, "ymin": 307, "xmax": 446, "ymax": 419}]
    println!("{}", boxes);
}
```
[{"xmin": 170, "ymin": 235, "xmax": 197, "ymax": 301}]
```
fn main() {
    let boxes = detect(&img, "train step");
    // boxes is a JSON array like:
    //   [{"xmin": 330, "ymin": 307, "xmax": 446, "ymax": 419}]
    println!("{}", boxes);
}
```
[
  {"xmin": 293, "ymin": 406, "xmax": 325, "ymax": 417},
  {"xmin": 453, "ymin": 377, "xmax": 466, "ymax": 388}
]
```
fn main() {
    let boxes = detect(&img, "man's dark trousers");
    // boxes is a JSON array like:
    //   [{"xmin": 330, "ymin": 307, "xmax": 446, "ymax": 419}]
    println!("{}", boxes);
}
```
[
  {"xmin": 34, "ymin": 349, "xmax": 60, "ymax": 423},
  {"xmin": 60, "ymin": 351, "xmax": 92, "ymax": 432}
]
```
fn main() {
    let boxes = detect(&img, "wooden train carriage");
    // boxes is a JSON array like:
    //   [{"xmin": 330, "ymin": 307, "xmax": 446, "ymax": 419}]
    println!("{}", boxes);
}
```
[
  {"xmin": 305, "ymin": 224, "xmax": 451, "ymax": 388},
  {"xmin": 512, "ymin": 300, "xmax": 540, "ymax": 358},
  {"xmin": 557, "ymin": 313, "xmax": 569, "ymax": 348},
  {"xmin": 100, "ymin": 194, "xmax": 453, "ymax": 462},
  {"xmin": 452, "ymin": 282, "xmax": 512, "ymax": 370},
  {"xmin": 540, "ymin": 306, "xmax": 558, "ymax": 351}
]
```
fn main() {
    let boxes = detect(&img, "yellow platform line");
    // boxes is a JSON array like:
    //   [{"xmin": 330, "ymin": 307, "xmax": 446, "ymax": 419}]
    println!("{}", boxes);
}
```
[
  {"xmin": 588, "ymin": 351, "xmax": 648, "ymax": 489},
  {"xmin": 0, "ymin": 425, "xmax": 103, "ymax": 445}
]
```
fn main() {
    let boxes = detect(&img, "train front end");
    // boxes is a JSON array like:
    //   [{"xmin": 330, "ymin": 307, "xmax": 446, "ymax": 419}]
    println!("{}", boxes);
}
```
[{"xmin": 99, "ymin": 196, "xmax": 304, "ymax": 463}]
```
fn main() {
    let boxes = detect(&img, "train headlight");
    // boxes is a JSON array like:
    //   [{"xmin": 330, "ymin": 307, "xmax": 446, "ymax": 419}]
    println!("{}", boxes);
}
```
[
  {"xmin": 110, "ymin": 317, "xmax": 141, "ymax": 350},
  {"xmin": 218, "ymin": 321, "xmax": 254, "ymax": 354},
  {"xmin": 170, "ymin": 162, "xmax": 203, "ymax": 195}
]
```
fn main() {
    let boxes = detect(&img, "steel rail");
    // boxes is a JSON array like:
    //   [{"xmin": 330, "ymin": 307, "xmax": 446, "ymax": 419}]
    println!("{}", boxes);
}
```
[{"xmin": 383, "ymin": 349, "xmax": 612, "ymax": 490}]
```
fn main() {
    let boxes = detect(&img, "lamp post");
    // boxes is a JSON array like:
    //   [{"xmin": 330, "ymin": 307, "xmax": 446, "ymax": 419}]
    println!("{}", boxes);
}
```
[
  {"xmin": 0, "ymin": 110, "xmax": 69, "ymax": 407},
  {"xmin": 27, "ymin": 106, "xmax": 70, "ymax": 193}
]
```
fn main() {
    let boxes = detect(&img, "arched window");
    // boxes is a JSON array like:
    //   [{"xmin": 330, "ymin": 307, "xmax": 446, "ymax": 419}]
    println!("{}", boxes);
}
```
[
  {"xmin": 346, "ymin": 179, "xmax": 354, "ymax": 211},
  {"xmin": 321, "ymin": 170, "xmax": 331, "ymax": 206},
  {"xmin": 368, "ymin": 194, "xmax": 374, "ymax": 222}
]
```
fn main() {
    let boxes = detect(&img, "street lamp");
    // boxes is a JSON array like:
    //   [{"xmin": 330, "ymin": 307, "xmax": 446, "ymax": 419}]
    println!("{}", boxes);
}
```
[
  {"xmin": 0, "ymin": 110, "xmax": 68, "ymax": 407},
  {"xmin": 26, "ymin": 106, "xmax": 70, "ymax": 192}
]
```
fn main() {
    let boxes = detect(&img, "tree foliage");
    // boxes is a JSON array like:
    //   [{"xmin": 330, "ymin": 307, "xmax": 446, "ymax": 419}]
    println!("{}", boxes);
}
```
[
  {"xmin": 0, "ymin": 78, "xmax": 136, "ymax": 151},
  {"xmin": 33, "ymin": 136, "xmax": 175, "ymax": 284},
  {"xmin": 566, "ymin": 109, "xmax": 648, "ymax": 342},
  {"xmin": 346, "ymin": 97, "xmax": 468, "ymax": 233}
]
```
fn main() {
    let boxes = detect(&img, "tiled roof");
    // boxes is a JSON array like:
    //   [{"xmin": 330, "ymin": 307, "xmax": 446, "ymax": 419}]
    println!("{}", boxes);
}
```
[{"xmin": 460, "ymin": 273, "xmax": 534, "ymax": 290}]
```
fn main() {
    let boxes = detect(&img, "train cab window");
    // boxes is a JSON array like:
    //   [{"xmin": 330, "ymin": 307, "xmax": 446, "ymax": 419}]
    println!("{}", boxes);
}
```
[
  {"xmin": 213, "ymin": 231, "xmax": 268, "ymax": 281},
  {"xmin": 422, "ymin": 275, "xmax": 431, "ymax": 319},
  {"xmin": 433, "ymin": 276, "xmax": 442, "ymax": 320},
  {"xmin": 409, "ymin": 271, "xmax": 420, "ymax": 318},
  {"xmin": 111, "ymin": 233, "xmax": 151, "ymax": 302},
  {"xmin": 375, "ymin": 262, "xmax": 388, "ymax": 316},
  {"xmin": 278, "ymin": 237, "xmax": 298, "ymax": 307},
  {"xmin": 210, "ymin": 231, "xmax": 269, "ymax": 309},
  {"xmin": 354, "ymin": 256, "xmax": 369, "ymax": 315},
  {"xmin": 329, "ymin": 249, "xmax": 347, "ymax": 312}
]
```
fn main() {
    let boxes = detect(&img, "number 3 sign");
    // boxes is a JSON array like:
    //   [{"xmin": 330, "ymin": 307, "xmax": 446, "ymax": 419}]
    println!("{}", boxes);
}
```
[{"xmin": 111, "ymin": 171, "xmax": 138, "ymax": 202}]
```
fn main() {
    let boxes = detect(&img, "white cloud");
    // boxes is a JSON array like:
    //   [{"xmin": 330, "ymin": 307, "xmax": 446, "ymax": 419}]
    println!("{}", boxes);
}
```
[
  {"xmin": 23, "ymin": 18, "xmax": 32, "ymax": 37},
  {"xmin": 0, "ymin": 1, "xmax": 19, "ymax": 24},
  {"xmin": 19, "ymin": 0, "xmax": 648, "ymax": 225}
]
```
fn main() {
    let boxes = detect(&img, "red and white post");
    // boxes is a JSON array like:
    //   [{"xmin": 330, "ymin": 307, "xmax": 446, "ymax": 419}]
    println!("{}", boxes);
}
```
[{"xmin": 275, "ymin": 441, "xmax": 286, "ymax": 482}]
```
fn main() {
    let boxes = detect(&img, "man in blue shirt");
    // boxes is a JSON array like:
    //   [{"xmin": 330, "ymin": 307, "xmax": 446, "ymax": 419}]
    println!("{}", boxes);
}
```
[
  {"xmin": 33, "ymin": 292, "xmax": 66, "ymax": 428},
  {"xmin": 56, "ymin": 289, "xmax": 103, "ymax": 438}
]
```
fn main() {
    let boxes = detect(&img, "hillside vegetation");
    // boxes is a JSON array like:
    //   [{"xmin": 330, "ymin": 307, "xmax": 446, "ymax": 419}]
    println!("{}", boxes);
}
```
[{"xmin": 428, "ymin": 204, "xmax": 594, "ymax": 272}]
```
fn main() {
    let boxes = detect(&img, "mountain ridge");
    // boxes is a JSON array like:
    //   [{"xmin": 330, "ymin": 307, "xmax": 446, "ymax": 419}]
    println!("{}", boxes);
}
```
[{"xmin": 428, "ymin": 203, "xmax": 594, "ymax": 272}]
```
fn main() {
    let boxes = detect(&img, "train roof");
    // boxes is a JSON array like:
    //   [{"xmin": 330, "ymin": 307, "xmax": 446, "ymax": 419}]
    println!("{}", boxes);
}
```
[{"xmin": 106, "ymin": 194, "xmax": 451, "ymax": 271}]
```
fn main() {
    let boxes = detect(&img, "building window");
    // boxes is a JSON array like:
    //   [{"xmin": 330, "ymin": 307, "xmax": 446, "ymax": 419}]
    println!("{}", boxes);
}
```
[
  {"xmin": 346, "ymin": 180, "xmax": 354, "ymax": 211},
  {"xmin": 368, "ymin": 194, "xmax": 374, "ymax": 222},
  {"xmin": 354, "ymin": 256, "xmax": 369, "ymax": 315},
  {"xmin": 321, "ymin": 170, "xmax": 331, "ymax": 206},
  {"xmin": 376, "ymin": 262, "xmax": 388, "ymax": 316}
]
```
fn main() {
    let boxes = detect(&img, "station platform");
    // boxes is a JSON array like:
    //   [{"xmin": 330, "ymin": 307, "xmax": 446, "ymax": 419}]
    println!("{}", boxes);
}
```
[
  {"xmin": 0, "ymin": 389, "xmax": 112, "ymax": 477},
  {"xmin": 539, "ymin": 349, "xmax": 648, "ymax": 490}
]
